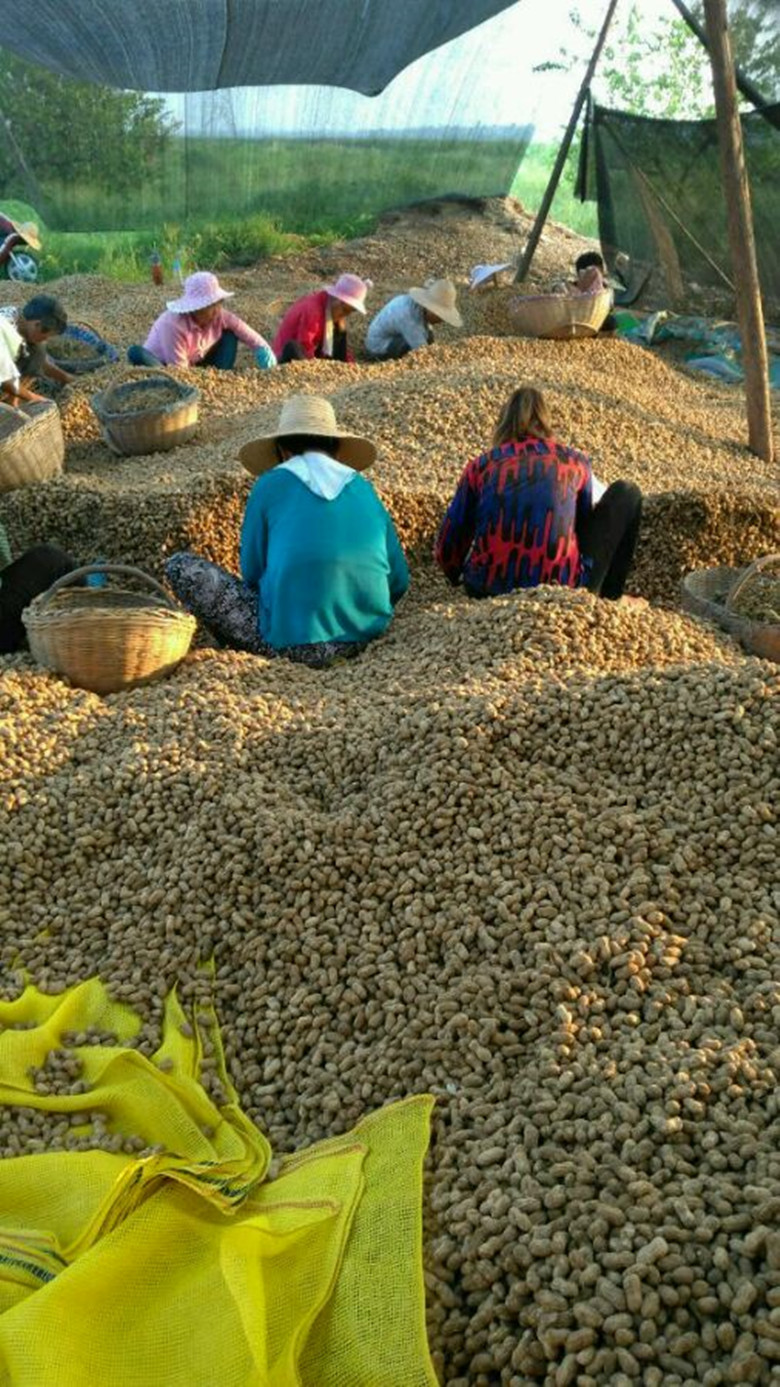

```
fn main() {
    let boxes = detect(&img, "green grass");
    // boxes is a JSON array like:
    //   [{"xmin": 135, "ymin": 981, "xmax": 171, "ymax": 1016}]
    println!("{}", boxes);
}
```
[
  {"xmin": 2, "ymin": 137, "xmax": 598, "ymax": 283},
  {"xmin": 512, "ymin": 144, "xmax": 598, "ymax": 239}
]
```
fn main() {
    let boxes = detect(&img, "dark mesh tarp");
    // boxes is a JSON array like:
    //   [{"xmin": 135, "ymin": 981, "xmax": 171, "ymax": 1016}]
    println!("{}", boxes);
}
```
[
  {"xmin": 0, "ymin": 4, "xmax": 538, "ymax": 233},
  {"xmin": 0, "ymin": 0, "xmax": 520, "ymax": 95},
  {"xmin": 581, "ymin": 102, "xmax": 780, "ymax": 310}
]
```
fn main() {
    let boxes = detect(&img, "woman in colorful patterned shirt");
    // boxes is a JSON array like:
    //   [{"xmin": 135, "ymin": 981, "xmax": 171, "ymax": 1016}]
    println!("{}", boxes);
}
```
[{"xmin": 434, "ymin": 386, "xmax": 641, "ymax": 600}]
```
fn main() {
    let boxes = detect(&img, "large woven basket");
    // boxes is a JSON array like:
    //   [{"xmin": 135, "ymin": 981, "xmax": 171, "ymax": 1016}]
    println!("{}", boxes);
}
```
[
  {"xmin": 23, "ymin": 564, "xmax": 197, "ymax": 694},
  {"xmin": 508, "ymin": 288, "xmax": 613, "ymax": 340},
  {"xmin": 0, "ymin": 400, "xmax": 64, "ymax": 493},
  {"xmin": 681, "ymin": 555, "xmax": 780, "ymax": 664},
  {"xmin": 48, "ymin": 319, "xmax": 119, "ymax": 375},
  {"xmin": 91, "ymin": 374, "xmax": 200, "ymax": 456}
]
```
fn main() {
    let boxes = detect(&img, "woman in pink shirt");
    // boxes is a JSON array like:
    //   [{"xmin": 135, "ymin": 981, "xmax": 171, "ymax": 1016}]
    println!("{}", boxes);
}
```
[{"xmin": 127, "ymin": 271, "xmax": 276, "ymax": 371}]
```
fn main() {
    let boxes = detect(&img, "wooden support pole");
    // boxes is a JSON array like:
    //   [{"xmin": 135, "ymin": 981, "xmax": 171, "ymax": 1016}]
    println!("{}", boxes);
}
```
[
  {"xmin": 514, "ymin": 0, "xmax": 620, "ymax": 284},
  {"xmin": 703, "ymin": 0, "xmax": 774, "ymax": 464}
]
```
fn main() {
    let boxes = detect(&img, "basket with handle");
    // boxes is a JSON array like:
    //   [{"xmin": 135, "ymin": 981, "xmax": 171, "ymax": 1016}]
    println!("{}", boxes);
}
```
[
  {"xmin": 725, "ymin": 553, "xmax": 780, "ymax": 663},
  {"xmin": 508, "ymin": 288, "xmax": 613, "ymax": 340},
  {"xmin": 0, "ymin": 400, "xmax": 64, "ymax": 493},
  {"xmin": 47, "ymin": 319, "xmax": 120, "ymax": 375},
  {"xmin": 681, "ymin": 554, "xmax": 780, "ymax": 664},
  {"xmin": 23, "ymin": 564, "xmax": 197, "ymax": 694},
  {"xmin": 91, "ymin": 374, "xmax": 200, "ymax": 456}
]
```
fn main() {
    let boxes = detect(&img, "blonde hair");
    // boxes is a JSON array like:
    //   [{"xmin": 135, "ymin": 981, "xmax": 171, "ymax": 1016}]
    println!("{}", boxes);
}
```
[{"xmin": 492, "ymin": 386, "xmax": 552, "ymax": 447}]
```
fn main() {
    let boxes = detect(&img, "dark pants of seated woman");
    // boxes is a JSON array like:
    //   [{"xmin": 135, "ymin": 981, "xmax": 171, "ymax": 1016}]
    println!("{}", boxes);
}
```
[
  {"xmin": 577, "ymin": 480, "xmax": 642, "ymax": 599},
  {"xmin": 165, "ymin": 553, "xmax": 365, "ymax": 668},
  {"xmin": 0, "ymin": 545, "xmax": 77, "ymax": 654},
  {"xmin": 279, "ymin": 342, "xmax": 307, "ymax": 364},
  {"xmin": 127, "ymin": 330, "xmax": 239, "ymax": 371},
  {"xmin": 279, "ymin": 329, "xmax": 349, "ymax": 365}
]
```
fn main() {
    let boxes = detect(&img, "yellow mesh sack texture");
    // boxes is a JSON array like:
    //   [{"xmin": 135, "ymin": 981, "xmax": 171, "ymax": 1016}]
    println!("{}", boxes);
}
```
[{"xmin": 0, "ymin": 980, "xmax": 437, "ymax": 1387}]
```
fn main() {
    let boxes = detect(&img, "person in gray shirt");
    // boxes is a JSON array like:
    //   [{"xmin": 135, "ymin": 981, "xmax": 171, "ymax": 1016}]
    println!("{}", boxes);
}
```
[{"xmin": 365, "ymin": 278, "xmax": 462, "ymax": 361}]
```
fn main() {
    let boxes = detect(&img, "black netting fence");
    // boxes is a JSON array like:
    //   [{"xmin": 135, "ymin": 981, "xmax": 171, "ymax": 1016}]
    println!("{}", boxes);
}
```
[{"xmin": 579, "ymin": 100, "xmax": 780, "ymax": 311}]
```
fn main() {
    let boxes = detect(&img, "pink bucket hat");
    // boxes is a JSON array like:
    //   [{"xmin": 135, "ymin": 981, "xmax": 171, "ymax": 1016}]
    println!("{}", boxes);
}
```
[
  {"xmin": 167, "ymin": 271, "xmax": 234, "ymax": 314},
  {"xmin": 322, "ymin": 273, "xmax": 372, "ymax": 314}
]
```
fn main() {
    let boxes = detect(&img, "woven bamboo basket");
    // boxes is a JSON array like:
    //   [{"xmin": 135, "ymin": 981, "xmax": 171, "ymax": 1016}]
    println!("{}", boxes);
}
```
[
  {"xmin": 508, "ymin": 288, "xmax": 613, "ymax": 340},
  {"xmin": 0, "ymin": 400, "xmax": 64, "ymax": 493},
  {"xmin": 92, "ymin": 375, "xmax": 200, "ymax": 456},
  {"xmin": 681, "ymin": 555, "xmax": 780, "ymax": 664},
  {"xmin": 23, "ymin": 564, "xmax": 197, "ymax": 694},
  {"xmin": 48, "ymin": 319, "xmax": 119, "ymax": 375}
]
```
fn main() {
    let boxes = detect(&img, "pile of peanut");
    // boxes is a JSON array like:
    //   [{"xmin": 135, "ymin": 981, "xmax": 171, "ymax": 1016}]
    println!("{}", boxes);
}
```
[
  {"xmin": 1, "ymin": 209, "xmax": 779, "ymax": 1382},
  {"xmin": 2, "ymin": 583, "xmax": 778, "ymax": 1384}
]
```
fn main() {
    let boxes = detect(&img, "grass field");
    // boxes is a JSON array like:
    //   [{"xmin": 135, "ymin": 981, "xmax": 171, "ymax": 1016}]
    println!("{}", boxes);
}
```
[{"xmin": 2, "ymin": 136, "xmax": 597, "ymax": 283}]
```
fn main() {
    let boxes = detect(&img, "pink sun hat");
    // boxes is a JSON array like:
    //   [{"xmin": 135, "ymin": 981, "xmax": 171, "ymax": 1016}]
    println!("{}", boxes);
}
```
[
  {"xmin": 322, "ymin": 273, "xmax": 372, "ymax": 314},
  {"xmin": 167, "ymin": 270, "xmax": 235, "ymax": 314}
]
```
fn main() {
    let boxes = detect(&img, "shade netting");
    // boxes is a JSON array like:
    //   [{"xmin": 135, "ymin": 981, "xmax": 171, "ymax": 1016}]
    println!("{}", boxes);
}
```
[{"xmin": 579, "ymin": 100, "xmax": 780, "ymax": 308}]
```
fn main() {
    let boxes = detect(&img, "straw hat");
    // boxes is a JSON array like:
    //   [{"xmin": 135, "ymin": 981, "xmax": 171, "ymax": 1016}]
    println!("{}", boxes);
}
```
[
  {"xmin": 167, "ymin": 271, "xmax": 234, "ymax": 314},
  {"xmin": 468, "ymin": 262, "xmax": 513, "ymax": 291},
  {"xmin": 239, "ymin": 394, "xmax": 377, "ymax": 477},
  {"xmin": 409, "ymin": 278, "xmax": 462, "ymax": 327},
  {"xmin": 9, "ymin": 219, "xmax": 41, "ymax": 251},
  {"xmin": 322, "ymin": 273, "xmax": 372, "ymax": 313}
]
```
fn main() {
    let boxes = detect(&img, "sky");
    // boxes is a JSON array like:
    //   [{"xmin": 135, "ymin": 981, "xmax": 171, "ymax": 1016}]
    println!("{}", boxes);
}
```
[{"xmin": 165, "ymin": 0, "xmax": 683, "ymax": 144}]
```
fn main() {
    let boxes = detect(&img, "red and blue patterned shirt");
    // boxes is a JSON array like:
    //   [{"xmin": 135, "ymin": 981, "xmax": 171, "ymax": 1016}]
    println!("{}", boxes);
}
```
[{"xmin": 434, "ymin": 436, "xmax": 594, "ymax": 595}]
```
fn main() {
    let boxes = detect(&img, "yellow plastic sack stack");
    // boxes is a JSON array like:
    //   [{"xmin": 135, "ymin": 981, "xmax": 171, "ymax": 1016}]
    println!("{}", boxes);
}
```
[{"xmin": 0, "ymin": 979, "xmax": 437, "ymax": 1387}]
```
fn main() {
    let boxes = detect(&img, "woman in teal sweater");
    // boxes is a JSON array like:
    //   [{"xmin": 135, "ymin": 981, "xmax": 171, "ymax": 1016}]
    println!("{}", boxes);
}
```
[{"xmin": 166, "ymin": 395, "xmax": 409, "ymax": 666}]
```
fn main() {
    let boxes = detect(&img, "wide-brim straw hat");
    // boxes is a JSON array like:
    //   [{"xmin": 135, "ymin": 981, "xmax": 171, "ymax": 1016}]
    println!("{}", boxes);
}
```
[
  {"xmin": 409, "ymin": 278, "xmax": 462, "ymax": 327},
  {"xmin": 10, "ymin": 220, "xmax": 41, "ymax": 251},
  {"xmin": 239, "ymin": 394, "xmax": 377, "ymax": 477},
  {"xmin": 167, "ymin": 270, "xmax": 234, "ymax": 314}
]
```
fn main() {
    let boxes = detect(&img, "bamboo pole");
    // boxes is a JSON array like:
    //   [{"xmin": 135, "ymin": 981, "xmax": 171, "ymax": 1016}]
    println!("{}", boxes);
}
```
[
  {"xmin": 703, "ymin": 0, "xmax": 774, "ymax": 463},
  {"xmin": 513, "ymin": 0, "xmax": 620, "ymax": 284}
]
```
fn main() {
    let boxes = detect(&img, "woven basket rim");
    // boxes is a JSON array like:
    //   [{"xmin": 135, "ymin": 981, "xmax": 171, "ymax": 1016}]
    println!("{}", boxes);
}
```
[
  {"xmin": 508, "ymin": 288, "xmax": 612, "ymax": 338},
  {"xmin": 93, "ymin": 374, "xmax": 200, "ymax": 422},
  {"xmin": 0, "ymin": 399, "xmax": 62, "ymax": 468},
  {"xmin": 49, "ymin": 321, "xmax": 119, "ymax": 365},
  {"xmin": 24, "ymin": 591, "xmax": 196, "ymax": 632},
  {"xmin": 511, "ymin": 288, "xmax": 613, "ymax": 308}
]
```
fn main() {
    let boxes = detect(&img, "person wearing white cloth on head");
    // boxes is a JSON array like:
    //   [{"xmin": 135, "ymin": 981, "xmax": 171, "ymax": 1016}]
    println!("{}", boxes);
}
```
[
  {"xmin": 365, "ymin": 278, "xmax": 462, "ymax": 361},
  {"xmin": 165, "ymin": 394, "xmax": 409, "ymax": 667}
]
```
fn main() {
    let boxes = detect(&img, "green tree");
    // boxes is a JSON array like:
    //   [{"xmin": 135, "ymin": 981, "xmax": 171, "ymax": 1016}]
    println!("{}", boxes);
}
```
[
  {"xmin": 0, "ymin": 53, "xmax": 177, "ymax": 201},
  {"xmin": 555, "ymin": 0, "xmax": 778, "ymax": 120}
]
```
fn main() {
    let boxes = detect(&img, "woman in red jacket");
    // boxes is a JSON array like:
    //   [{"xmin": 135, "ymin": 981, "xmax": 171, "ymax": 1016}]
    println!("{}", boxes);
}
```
[{"xmin": 272, "ymin": 274, "xmax": 371, "ymax": 364}]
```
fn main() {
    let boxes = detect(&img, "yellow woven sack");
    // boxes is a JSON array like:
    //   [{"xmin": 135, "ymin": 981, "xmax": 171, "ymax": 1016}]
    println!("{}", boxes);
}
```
[{"xmin": 0, "ymin": 980, "xmax": 437, "ymax": 1387}]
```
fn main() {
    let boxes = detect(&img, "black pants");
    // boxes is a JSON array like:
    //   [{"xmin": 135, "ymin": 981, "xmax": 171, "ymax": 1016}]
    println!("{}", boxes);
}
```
[
  {"xmin": 577, "ymin": 481, "xmax": 642, "ymax": 599},
  {"xmin": 279, "ymin": 329, "xmax": 349, "ymax": 365},
  {"xmin": 279, "ymin": 341, "xmax": 307, "ymax": 364},
  {"xmin": 0, "ymin": 545, "xmax": 77, "ymax": 653}
]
